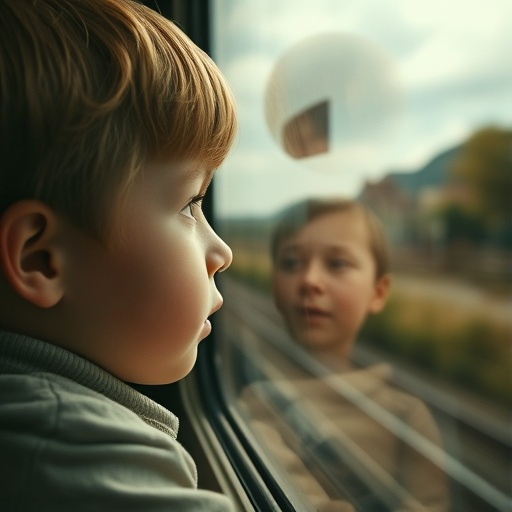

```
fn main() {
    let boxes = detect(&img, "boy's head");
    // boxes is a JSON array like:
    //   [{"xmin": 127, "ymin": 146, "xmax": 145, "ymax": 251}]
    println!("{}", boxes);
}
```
[
  {"xmin": 271, "ymin": 198, "xmax": 390, "ymax": 361},
  {"xmin": 0, "ymin": 0, "xmax": 236, "ymax": 239},
  {"xmin": 0, "ymin": 0, "xmax": 237, "ymax": 384}
]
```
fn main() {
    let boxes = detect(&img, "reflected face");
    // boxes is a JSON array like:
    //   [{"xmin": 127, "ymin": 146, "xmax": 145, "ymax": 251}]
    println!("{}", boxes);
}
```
[
  {"xmin": 273, "ymin": 209, "xmax": 388, "ymax": 359},
  {"xmin": 62, "ymin": 159, "xmax": 232, "ymax": 384}
]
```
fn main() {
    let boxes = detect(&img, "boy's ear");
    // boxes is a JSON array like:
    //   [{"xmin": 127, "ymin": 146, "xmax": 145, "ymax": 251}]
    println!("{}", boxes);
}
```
[
  {"xmin": 0, "ymin": 200, "xmax": 65, "ymax": 308},
  {"xmin": 368, "ymin": 273, "xmax": 392, "ymax": 314}
]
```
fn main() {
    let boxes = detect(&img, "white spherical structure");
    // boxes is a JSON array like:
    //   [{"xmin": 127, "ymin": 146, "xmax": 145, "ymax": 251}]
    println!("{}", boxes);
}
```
[{"xmin": 264, "ymin": 32, "xmax": 403, "ymax": 173}]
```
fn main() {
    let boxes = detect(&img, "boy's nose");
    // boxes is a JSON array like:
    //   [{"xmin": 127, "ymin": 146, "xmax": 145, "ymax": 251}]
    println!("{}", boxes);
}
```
[
  {"xmin": 206, "ymin": 230, "xmax": 233, "ymax": 276},
  {"xmin": 299, "ymin": 262, "xmax": 325, "ymax": 294}
]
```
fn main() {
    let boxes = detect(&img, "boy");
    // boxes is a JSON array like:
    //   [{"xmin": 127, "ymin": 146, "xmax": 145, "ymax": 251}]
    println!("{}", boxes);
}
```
[
  {"xmin": 239, "ymin": 198, "xmax": 448, "ymax": 511},
  {"xmin": 0, "ymin": 0, "xmax": 236, "ymax": 510},
  {"xmin": 271, "ymin": 198, "xmax": 391, "ymax": 369}
]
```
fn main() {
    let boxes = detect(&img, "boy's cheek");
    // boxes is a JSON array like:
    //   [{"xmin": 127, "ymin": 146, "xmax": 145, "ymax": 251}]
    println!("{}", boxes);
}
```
[{"xmin": 272, "ymin": 282, "xmax": 290, "ymax": 311}]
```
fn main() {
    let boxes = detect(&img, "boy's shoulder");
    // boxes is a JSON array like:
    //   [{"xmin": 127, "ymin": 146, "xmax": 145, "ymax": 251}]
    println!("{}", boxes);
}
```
[
  {"xmin": 0, "ymin": 370, "xmax": 157, "ymax": 437},
  {"xmin": 0, "ymin": 355, "xmax": 234, "ymax": 511},
  {"xmin": 0, "ymin": 369, "xmax": 192, "ymax": 466}
]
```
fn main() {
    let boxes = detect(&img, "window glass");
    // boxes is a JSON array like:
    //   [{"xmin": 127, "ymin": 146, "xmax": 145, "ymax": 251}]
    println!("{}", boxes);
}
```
[{"xmin": 211, "ymin": 2, "xmax": 512, "ymax": 511}]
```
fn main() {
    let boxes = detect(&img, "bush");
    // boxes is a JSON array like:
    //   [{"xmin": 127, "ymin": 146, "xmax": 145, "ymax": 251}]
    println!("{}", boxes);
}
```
[{"xmin": 362, "ymin": 291, "xmax": 512, "ymax": 407}]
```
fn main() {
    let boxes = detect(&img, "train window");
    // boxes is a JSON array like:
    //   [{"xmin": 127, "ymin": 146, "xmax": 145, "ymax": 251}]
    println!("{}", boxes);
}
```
[{"xmin": 205, "ymin": 1, "xmax": 512, "ymax": 511}]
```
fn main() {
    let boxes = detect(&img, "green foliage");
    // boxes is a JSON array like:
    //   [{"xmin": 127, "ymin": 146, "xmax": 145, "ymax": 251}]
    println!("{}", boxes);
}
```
[
  {"xmin": 451, "ymin": 126, "xmax": 512, "ymax": 227},
  {"xmin": 225, "ymin": 263, "xmax": 272, "ymax": 293},
  {"xmin": 362, "ymin": 293, "xmax": 512, "ymax": 407},
  {"xmin": 435, "ymin": 204, "xmax": 486, "ymax": 244},
  {"xmin": 225, "ymin": 244, "xmax": 272, "ymax": 293}
]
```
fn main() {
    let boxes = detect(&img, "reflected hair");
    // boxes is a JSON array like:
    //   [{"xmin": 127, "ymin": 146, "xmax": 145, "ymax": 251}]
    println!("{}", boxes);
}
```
[
  {"xmin": 0, "ymin": 0, "xmax": 237, "ymax": 238},
  {"xmin": 270, "ymin": 198, "xmax": 389, "ymax": 278}
]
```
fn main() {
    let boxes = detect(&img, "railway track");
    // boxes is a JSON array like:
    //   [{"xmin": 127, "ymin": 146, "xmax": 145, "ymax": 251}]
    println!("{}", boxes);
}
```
[{"xmin": 219, "ymin": 276, "xmax": 512, "ymax": 511}]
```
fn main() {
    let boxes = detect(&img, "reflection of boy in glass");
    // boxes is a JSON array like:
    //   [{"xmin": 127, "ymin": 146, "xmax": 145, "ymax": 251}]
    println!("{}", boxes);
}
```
[
  {"xmin": 241, "ymin": 198, "xmax": 448, "ymax": 512},
  {"xmin": 271, "ymin": 198, "xmax": 390, "ymax": 370}
]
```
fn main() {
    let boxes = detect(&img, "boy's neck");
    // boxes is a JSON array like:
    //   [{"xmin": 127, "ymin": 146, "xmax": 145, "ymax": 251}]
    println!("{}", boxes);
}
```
[{"xmin": 308, "ymin": 345, "xmax": 354, "ymax": 373}]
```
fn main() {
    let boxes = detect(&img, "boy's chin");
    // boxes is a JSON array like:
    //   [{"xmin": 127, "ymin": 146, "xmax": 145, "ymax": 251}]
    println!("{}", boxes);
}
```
[{"xmin": 295, "ymin": 332, "xmax": 350, "ymax": 355}]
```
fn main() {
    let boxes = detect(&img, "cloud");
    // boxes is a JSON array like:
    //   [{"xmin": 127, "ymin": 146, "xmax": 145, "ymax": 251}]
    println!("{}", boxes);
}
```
[{"xmin": 213, "ymin": 0, "xmax": 512, "ymax": 217}]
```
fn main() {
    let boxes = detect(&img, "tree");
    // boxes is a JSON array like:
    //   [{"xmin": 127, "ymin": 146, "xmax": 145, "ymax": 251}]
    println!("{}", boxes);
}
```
[{"xmin": 451, "ymin": 126, "xmax": 512, "ymax": 227}]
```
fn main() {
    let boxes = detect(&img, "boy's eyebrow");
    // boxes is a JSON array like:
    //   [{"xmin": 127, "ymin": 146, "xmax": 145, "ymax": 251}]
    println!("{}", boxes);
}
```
[
  {"xmin": 183, "ymin": 166, "xmax": 215, "ymax": 186},
  {"xmin": 278, "ymin": 242, "xmax": 302, "ymax": 252},
  {"xmin": 173, "ymin": 165, "xmax": 215, "ymax": 193},
  {"xmin": 325, "ymin": 243, "xmax": 354, "ymax": 252},
  {"xmin": 280, "ymin": 242, "xmax": 356, "ymax": 255}
]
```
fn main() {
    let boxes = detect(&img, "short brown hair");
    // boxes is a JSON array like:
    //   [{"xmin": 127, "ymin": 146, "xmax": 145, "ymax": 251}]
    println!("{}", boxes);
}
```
[
  {"xmin": 0, "ymin": 0, "xmax": 237, "ymax": 238},
  {"xmin": 270, "ymin": 198, "xmax": 389, "ymax": 278}
]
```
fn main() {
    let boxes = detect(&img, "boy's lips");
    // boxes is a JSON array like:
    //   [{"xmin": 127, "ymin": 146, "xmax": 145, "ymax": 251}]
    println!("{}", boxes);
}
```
[
  {"xmin": 297, "ymin": 305, "xmax": 330, "ymax": 318},
  {"xmin": 199, "ymin": 299, "xmax": 224, "ymax": 340},
  {"xmin": 293, "ymin": 306, "xmax": 332, "ymax": 328},
  {"xmin": 200, "ymin": 318, "xmax": 212, "ymax": 339}
]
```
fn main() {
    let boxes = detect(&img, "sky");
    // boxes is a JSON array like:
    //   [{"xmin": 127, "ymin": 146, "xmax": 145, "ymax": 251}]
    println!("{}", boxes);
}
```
[{"xmin": 211, "ymin": 0, "xmax": 512, "ymax": 218}]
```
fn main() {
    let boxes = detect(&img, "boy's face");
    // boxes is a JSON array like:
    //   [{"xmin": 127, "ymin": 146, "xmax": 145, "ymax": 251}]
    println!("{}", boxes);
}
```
[
  {"xmin": 272, "ymin": 209, "xmax": 388, "ymax": 360},
  {"xmin": 60, "ymin": 159, "xmax": 232, "ymax": 384}
]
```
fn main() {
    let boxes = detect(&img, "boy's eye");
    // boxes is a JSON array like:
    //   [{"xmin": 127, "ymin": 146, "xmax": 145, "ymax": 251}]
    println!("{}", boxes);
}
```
[
  {"xmin": 278, "ymin": 255, "xmax": 302, "ymax": 272},
  {"xmin": 181, "ymin": 203, "xmax": 195, "ymax": 219},
  {"xmin": 326, "ymin": 258, "xmax": 352, "ymax": 272},
  {"xmin": 328, "ymin": 258, "xmax": 348, "ymax": 270},
  {"xmin": 180, "ymin": 195, "xmax": 204, "ymax": 221}
]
